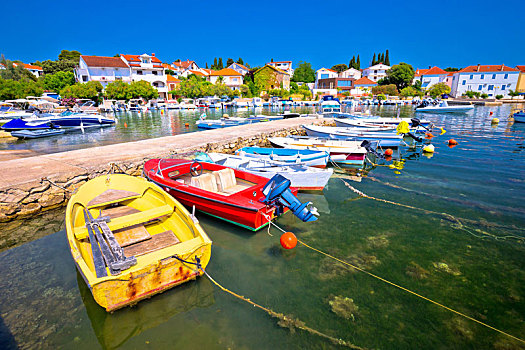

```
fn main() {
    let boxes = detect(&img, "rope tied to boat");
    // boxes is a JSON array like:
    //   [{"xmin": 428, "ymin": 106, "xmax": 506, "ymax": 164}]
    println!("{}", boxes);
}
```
[
  {"xmin": 340, "ymin": 178, "xmax": 524, "ymax": 244},
  {"xmin": 41, "ymin": 176, "xmax": 73, "ymax": 193}
]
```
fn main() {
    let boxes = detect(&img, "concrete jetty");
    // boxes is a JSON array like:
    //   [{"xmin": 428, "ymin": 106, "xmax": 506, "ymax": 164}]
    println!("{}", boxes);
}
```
[{"xmin": 0, "ymin": 117, "xmax": 327, "ymax": 222}]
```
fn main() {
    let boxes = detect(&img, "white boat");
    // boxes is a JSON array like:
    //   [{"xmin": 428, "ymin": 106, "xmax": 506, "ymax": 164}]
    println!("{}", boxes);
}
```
[
  {"xmin": 302, "ymin": 125, "xmax": 404, "ymax": 148},
  {"xmin": 166, "ymin": 100, "xmax": 180, "ymax": 110},
  {"xmin": 416, "ymin": 100, "xmax": 474, "ymax": 113},
  {"xmin": 334, "ymin": 119, "xmax": 398, "ymax": 132},
  {"xmin": 179, "ymin": 99, "xmax": 197, "ymax": 109},
  {"xmin": 318, "ymin": 96, "xmax": 342, "ymax": 117},
  {"xmin": 268, "ymin": 136, "xmax": 367, "ymax": 167},
  {"xmin": 200, "ymin": 153, "xmax": 333, "ymax": 191},
  {"xmin": 0, "ymin": 101, "xmax": 35, "ymax": 120},
  {"xmin": 128, "ymin": 99, "xmax": 146, "ymax": 112},
  {"xmin": 252, "ymin": 97, "xmax": 263, "ymax": 108}
]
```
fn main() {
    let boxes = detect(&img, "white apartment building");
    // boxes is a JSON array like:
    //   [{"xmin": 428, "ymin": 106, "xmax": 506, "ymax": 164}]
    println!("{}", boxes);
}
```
[
  {"xmin": 414, "ymin": 66, "xmax": 448, "ymax": 89},
  {"xmin": 120, "ymin": 53, "xmax": 168, "ymax": 99},
  {"xmin": 450, "ymin": 64, "xmax": 520, "ymax": 97},
  {"xmin": 75, "ymin": 55, "xmax": 132, "ymax": 88},
  {"xmin": 339, "ymin": 68, "xmax": 361, "ymax": 79},
  {"xmin": 362, "ymin": 63, "xmax": 391, "ymax": 82}
]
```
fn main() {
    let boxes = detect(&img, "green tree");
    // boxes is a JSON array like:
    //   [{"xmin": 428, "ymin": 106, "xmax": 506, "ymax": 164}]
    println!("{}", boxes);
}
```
[
  {"xmin": 400, "ymin": 86, "xmax": 422, "ymax": 97},
  {"xmin": 226, "ymin": 58, "xmax": 234, "ymax": 67},
  {"xmin": 349, "ymin": 56, "xmax": 355, "ymax": 69},
  {"xmin": 104, "ymin": 81, "xmax": 130, "ymax": 100},
  {"xmin": 356, "ymin": 55, "xmax": 360, "ymax": 69},
  {"xmin": 372, "ymin": 53, "xmax": 376, "ymax": 66},
  {"xmin": 331, "ymin": 64, "xmax": 348, "ymax": 73},
  {"xmin": 42, "ymin": 71, "xmax": 75, "ymax": 92},
  {"xmin": 291, "ymin": 62, "xmax": 315, "ymax": 83},
  {"xmin": 58, "ymin": 50, "xmax": 81, "ymax": 62},
  {"xmin": 444, "ymin": 67, "xmax": 460, "ymax": 72},
  {"xmin": 213, "ymin": 58, "xmax": 218, "ymax": 70},
  {"xmin": 218, "ymin": 58, "xmax": 224, "ymax": 70},
  {"xmin": 60, "ymin": 81, "xmax": 103, "ymax": 102},
  {"xmin": 0, "ymin": 77, "xmax": 43, "ymax": 100},
  {"xmin": 385, "ymin": 50, "xmax": 390, "ymax": 66},
  {"xmin": 237, "ymin": 57, "xmax": 244, "ymax": 66},
  {"xmin": 372, "ymin": 84, "xmax": 398, "ymax": 96},
  {"xmin": 290, "ymin": 81, "xmax": 299, "ymax": 93},
  {"xmin": 0, "ymin": 56, "xmax": 37, "ymax": 82},
  {"xmin": 380, "ymin": 62, "xmax": 415, "ymax": 90},
  {"xmin": 508, "ymin": 89, "xmax": 520, "ymax": 97},
  {"xmin": 165, "ymin": 69, "xmax": 176, "ymax": 75},
  {"xmin": 128, "ymin": 81, "xmax": 159, "ymax": 100},
  {"xmin": 427, "ymin": 82, "xmax": 451, "ymax": 98}
]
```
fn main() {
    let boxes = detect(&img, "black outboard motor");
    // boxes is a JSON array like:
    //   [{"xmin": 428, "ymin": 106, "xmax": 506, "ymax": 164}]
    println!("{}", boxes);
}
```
[{"xmin": 360, "ymin": 140, "xmax": 384, "ymax": 159}]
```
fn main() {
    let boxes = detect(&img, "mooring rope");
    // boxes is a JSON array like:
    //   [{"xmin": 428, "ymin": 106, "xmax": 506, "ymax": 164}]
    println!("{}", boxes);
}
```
[
  {"xmin": 296, "ymin": 238, "xmax": 525, "ymax": 345},
  {"xmin": 340, "ymin": 178, "xmax": 524, "ymax": 244},
  {"xmin": 41, "ymin": 177, "xmax": 72, "ymax": 193}
]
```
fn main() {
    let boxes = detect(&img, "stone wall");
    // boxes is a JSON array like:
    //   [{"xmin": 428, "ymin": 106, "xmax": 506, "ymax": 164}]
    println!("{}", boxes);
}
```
[{"xmin": 0, "ymin": 123, "xmax": 316, "ymax": 223}]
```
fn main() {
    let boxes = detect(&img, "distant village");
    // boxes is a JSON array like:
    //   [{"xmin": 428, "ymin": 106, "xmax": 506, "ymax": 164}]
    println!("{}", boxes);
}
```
[{"xmin": 1, "ymin": 51, "xmax": 525, "ymax": 102}]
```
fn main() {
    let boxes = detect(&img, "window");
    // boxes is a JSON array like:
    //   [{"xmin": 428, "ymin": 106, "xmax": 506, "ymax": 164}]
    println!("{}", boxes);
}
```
[
  {"xmin": 137, "ymin": 70, "xmax": 143, "ymax": 75},
  {"xmin": 320, "ymin": 74, "xmax": 329, "ymax": 79},
  {"xmin": 492, "ymin": 74, "xmax": 496, "ymax": 79},
  {"xmin": 470, "ymin": 75, "xmax": 473, "ymax": 79},
  {"xmin": 232, "ymin": 78, "xmax": 238, "ymax": 82},
  {"xmin": 462, "ymin": 80, "xmax": 466, "ymax": 85},
  {"xmin": 502, "ymin": 85, "xmax": 506, "ymax": 90},
  {"xmin": 338, "ymin": 80, "xmax": 352, "ymax": 87},
  {"xmin": 374, "ymin": 70, "xmax": 378, "ymax": 73},
  {"xmin": 488, "ymin": 85, "xmax": 494, "ymax": 90},
  {"xmin": 478, "ymin": 85, "xmax": 482, "ymax": 90},
  {"xmin": 481, "ymin": 74, "xmax": 484, "ymax": 79},
  {"xmin": 152, "ymin": 71, "xmax": 158, "ymax": 75},
  {"xmin": 504, "ymin": 73, "xmax": 508, "ymax": 79}
]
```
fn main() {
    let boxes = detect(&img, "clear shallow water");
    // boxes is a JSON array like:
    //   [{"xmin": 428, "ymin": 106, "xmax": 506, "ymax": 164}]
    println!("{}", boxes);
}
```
[{"xmin": 0, "ymin": 104, "xmax": 524, "ymax": 349}]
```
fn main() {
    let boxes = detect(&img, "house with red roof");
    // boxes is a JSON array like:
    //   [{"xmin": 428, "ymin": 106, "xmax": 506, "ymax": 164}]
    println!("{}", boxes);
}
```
[
  {"xmin": 450, "ymin": 64, "xmax": 520, "ymax": 97},
  {"xmin": 207, "ymin": 68, "xmax": 243, "ymax": 90},
  {"xmin": 253, "ymin": 65, "xmax": 290, "ymax": 91},
  {"xmin": 339, "ymin": 68, "xmax": 361, "ymax": 80},
  {"xmin": 413, "ymin": 66, "xmax": 448, "ymax": 89},
  {"xmin": 362, "ymin": 63, "xmax": 391, "ymax": 82},
  {"xmin": 351, "ymin": 77, "xmax": 377, "ymax": 96},
  {"xmin": 75, "ymin": 55, "xmax": 132, "ymax": 87},
  {"xmin": 227, "ymin": 62, "xmax": 250, "ymax": 76},
  {"xmin": 314, "ymin": 68, "xmax": 338, "ymax": 89},
  {"xmin": 12, "ymin": 63, "xmax": 44, "ymax": 77},
  {"xmin": 120, "ymin": 53, "xmax": 168, "ymax": 99},
  {"xmin": 267, "ymin": 61, "xmax": 293, "ymax": 76}
]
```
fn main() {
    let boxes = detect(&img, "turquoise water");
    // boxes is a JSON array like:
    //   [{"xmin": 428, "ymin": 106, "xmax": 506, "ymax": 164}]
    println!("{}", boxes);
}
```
[{"xmin": 0, "ymin": 104, "xmax": 524, "ymax": 349}]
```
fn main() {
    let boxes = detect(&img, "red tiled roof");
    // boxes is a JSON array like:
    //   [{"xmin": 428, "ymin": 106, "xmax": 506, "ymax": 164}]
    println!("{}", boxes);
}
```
[
  {"xmin": 167, "ymin": 75, "xmax": 180, "ymax": 82},
  {"xmin": 447, "ymin": 72, "xmax": 455, "ymax": 76},
  {"xmin": 353, "ymin": 77, "xmax": 377, "ymax": 85},
  {"xmin": 210, "ymin": 68, "xmax": 242, "ymax": 76},
  {"xmin": 189, "ymin": 70, "xmax": 206, "ymax": 76},
  {"xmin": 81, "ymin": 55, "xmax": 129, "ymax": 68},
  {"xmin": 202, "ymin": 68, "xmax": 213, "ymax": 75},
  {"xmin": 414, "ymin": 68, "xmax": 429, "ymax": 77},
  {"xmin": 173, "ymin": 60, "xmax": 195, "ymax": 69},
  {"xmin": 121, "ymin": 54, "xmax": 162, "ymax": 63},
  {"xmin": 516, "ymin": 65, "xmax": 525, "ymax": 73},
  {"xmin": 422, "ymin": 66, "xmax": 448, "ymax": 76},
  {"xmin": 458, "ymin": 64, "xmax": 519, "ymax": 73},
  {"xmin": 14, "ymin": 63, "xmax": 43, "ymax": 70}
]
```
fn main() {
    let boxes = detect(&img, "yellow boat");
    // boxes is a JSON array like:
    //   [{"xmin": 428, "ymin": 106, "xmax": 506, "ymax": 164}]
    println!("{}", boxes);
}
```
[{"xmin": 65, "ymin": 174, "xmax": 212, "ymax": 312}]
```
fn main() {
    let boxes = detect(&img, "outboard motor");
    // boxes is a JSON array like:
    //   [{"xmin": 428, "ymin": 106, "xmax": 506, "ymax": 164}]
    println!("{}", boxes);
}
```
[
  {"xmin": 262, "ymin": 174, "xmax": 318, "ymax": 222},
  {"xmin": 360, "ymin": 140, "xmax": 383, "ymax": 159}
]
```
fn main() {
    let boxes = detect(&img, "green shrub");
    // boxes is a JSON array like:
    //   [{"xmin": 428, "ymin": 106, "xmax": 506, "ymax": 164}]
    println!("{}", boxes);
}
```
[
  {"xmin": 481, "ymin": 93, "xmax": 488, "ymax": 99},
  {"xmin": 495, "ymin": 94, "xmax": 503, "ymax": 100}
]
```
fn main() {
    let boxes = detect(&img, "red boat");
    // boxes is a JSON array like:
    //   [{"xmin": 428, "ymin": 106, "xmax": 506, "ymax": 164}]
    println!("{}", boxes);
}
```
[{"xmin": 143, "ymin": 159, "xmax": 318, "ymax": 231}]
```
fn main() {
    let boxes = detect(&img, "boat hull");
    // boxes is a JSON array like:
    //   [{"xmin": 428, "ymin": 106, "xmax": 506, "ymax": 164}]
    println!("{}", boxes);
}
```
[
  {"xmin": 513, "ymin": 112, "xmax": 525, "ymax": 123},
  {"xmin": 302, "ymin": 125, "xmax": 403, "ymax": 148}
]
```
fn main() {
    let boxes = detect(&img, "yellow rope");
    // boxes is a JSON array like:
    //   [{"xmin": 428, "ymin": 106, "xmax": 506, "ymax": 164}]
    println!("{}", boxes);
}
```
[
  {"xmin": 298, "ymin": 239, "xmax": 525, "ymax": 345},
  {"xmin": 203, "ymin": 270, "xmax": 365, "ymax": 349},
  {"xmin": 340, "ymin": 179, "xmax": 524, "ymax": 243}
]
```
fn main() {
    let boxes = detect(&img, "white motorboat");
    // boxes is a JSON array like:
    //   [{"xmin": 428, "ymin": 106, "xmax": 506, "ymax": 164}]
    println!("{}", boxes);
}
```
[
  {"xmin": 199, "ymin": 153, "xmax": 333, "ymax": 191},
  {"xmin": 416, "ymin": 100, "xmax": 474, "ymax": 113}
]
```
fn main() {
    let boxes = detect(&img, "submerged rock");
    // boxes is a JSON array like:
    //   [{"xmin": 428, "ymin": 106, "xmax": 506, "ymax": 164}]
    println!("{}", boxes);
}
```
[
  {"xmin": 406, "ymin": 262, "xmax": 430, "ymax": 280},
  {"xmin": 366, "ymin": 233, "xmax": 391, "ymax": 249},
  {"xmin": 447, "ymin": 317, "xmax": 474, "ymax": 340},
  {"xmin": 433, "ymin": 262, "xmax": 461, "ymax": 276},
  {"xmin": 329, "ymin": 295, "xmax": 359, "ymax": 321}
]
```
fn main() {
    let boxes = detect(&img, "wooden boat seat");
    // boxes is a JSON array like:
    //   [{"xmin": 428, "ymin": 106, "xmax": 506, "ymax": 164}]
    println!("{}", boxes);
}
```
[
  {"xmin": 87, "ymin": 189, "xmax": 141, "ymax": 208},
  {"xmin": 123, "ymin": 230, "xmax": 180, "ymax": 257},
  {"xmin": 214, "ymin": 168, "xmax": 236, "ymax": 192},
  {"xmin": 74, "ymin": 204, "xmax": 173, "ymax": 240}
]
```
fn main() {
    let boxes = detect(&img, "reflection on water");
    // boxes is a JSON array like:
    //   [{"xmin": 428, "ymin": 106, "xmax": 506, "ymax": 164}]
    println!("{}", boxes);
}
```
[{"xmin": 0, "ymin": 104, "xmax": 524, "ymax": 349}]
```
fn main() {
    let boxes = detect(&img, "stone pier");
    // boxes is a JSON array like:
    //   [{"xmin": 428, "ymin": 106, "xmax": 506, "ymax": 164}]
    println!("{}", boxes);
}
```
[{"xmin": 0, "ymin": 117, "xmax": 329, "ymax": 222}]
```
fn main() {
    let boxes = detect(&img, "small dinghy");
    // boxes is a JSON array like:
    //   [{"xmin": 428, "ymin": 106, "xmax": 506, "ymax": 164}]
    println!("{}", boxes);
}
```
[
  {"xmin": 11, "ymin": 128, "xmax": 66, "ymax": 139},
  {"xmin": 236, "ymin": 146, "xmax": 329, "ymax": 168},
  {"xmin": 143, "ymin": 159, "xmax": 319, "ymax": 231},
  {"xmin": 415, "ymin": 100, "xmax": 474, "ymax": 113},
  {"xmin": 513, "ymin": 110, "xmax": 525, "ymax": 123},
  {"xmin": 199, "ymin": 152, "xmax": 333, "ymax": 191},
  {"xmin": 65, "ymin": 174, "xmax": 212, "ymax": 311}
]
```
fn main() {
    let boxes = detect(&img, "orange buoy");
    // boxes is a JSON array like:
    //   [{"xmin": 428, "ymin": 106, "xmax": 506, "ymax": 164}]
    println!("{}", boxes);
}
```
[
  {"xmin": 185, "ymin": 123, "xmax": 189, "ymax": 128},
  {"xmin": 448, "ymin": 139, "xmax": 458, "ymax": 145},
  {"xmin": 425, "ymin": 132, "xmax": 434, "ymax": 139},
  {"xmin": 384, "ymin": 155, "xmax": 392, "ymax": 161},
  {"xmin": 489, "ymin": 111, "xmax": 493, "ymax": 116},
  {"xmin": 280, "ymin": 232, "xmax": 297, "ymax": 249},
  {"xmin": 124, "ymin": 122, "xmax": 127, "ymax": 128},
  {"xmin": 384, "ymin": 148, "xmax": 393, "ymax": 156}
]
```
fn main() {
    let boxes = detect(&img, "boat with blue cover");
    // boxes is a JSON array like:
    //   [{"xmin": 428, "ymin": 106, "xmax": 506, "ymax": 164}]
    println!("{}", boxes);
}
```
[
  {"xmin": 513, "ymin": 110, "xmax": 525, "ymax": 123},
  {"xmin": 236, "ymin": 146, "xmax": 329, "ymax": 168}
]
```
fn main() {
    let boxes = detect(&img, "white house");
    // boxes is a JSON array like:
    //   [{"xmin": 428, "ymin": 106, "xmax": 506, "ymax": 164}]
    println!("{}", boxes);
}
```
[
  {"xmin": 414, "ymin": 66, "xmax": 448, "ymax": 89},
  {"xmin": 75, "ymin": 55, "xmax": 132, "ymax": 88},
  {"xmin": 12, "ymin": 63, "xmax": 44, "ymax": 77},
  {"xmin": 227, "ymin": 62, "xmax": 250, "ymax": 76},
  {"xmin": 120, "ymin": 53, "xmax": 168, "ymax": 99},
  {"xmin": 207, "ymin": 68, "xmax": 243, "ymax": 90},
  {"xmin": 314, "ymin": 68, "xmax": 338, "ymax": 88},
  {"xmin": 350, "ymin": 77, "xmax": 377, "ymax": 96},
  {"xmin": 362, "ymin": 63, "xmax": 391, "ymax": 82},
  {"xmin": 267, "ymin": 61, "xmax": 293, "ymax": 76},
  {"xmin": 450, "ymin": 64, "xmax": 520, "ymax": 98},
  {"xmin": 339, "ymin": 68, "xmax": 361, "ymax": 79}
]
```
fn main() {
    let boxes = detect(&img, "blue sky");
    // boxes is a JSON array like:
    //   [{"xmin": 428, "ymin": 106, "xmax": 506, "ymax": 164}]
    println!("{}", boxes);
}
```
[{"xmin": 2, "ymin": 0, "xmax": 523, "ymax": 70}]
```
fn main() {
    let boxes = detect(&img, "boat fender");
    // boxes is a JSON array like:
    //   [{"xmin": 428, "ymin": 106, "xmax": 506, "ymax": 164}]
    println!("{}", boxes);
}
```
[
  {"xmin": 423, "ymin": 144, "xmax": 435, "ymax": 153},
  {"xmin": 491, "ymin": 118, "xmax": 499, "ymax": 124},
  {"xmin": 448, "ymin": 139, "xmax": 458, "ymax": 146},
  {"xmin": 262, "ymin": 174, "xmax": 318, "ymax": 222},
  {"xmin": 384, "ymin": 148, "xmax": 393, "ymax": 156}
]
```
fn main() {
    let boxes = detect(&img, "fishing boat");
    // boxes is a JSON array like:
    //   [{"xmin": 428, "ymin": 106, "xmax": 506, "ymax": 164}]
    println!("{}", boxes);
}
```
[
  {"xmin": 236, "ymin": 146, "xmax": 329, "ymax": 168},
  {"xmin": 513, "ymin": 110, "xmax": 525, "ymax": 123},
  {"xmin": 415, "ymin": 100, "xmax": 474, "ymax": 113},
  {"xmin": 199, "ymin": 152, "xmax": 333, "ymax": 191},
  {"xmin": 195, "ymin": 114, "xmax": 254, "ymax": 129},
  {"xmin": 65, "ymin": 174, "xmax": 212, "ymax": 312},
  {"xmin": 318, "ymin": 96, "xmax": 343, "ymax": 117},
  {"xmin": 268, "ymin": 136, "xmax": 368, "ymax": 167},
  {"xmin": 347, "ymin": 117, "xmax": 433, "ymax": 128},
  {"xmin": 334, "ymin": 119, "xmax": 398, "ymax": 132},
  {"xmin": 302, "ymin": 125, "xmax": 404, "ymax": 147},
  {"xmin": 143, "ymin": 159, "xmax": 318, "ymax": 231},
  {"xmin": 1, "ymin": 110, "xmax": 115, "ymax": 131},
  {"xmin": 11, "ymin": 128, "xmax": 66, "ymax": 139}
]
